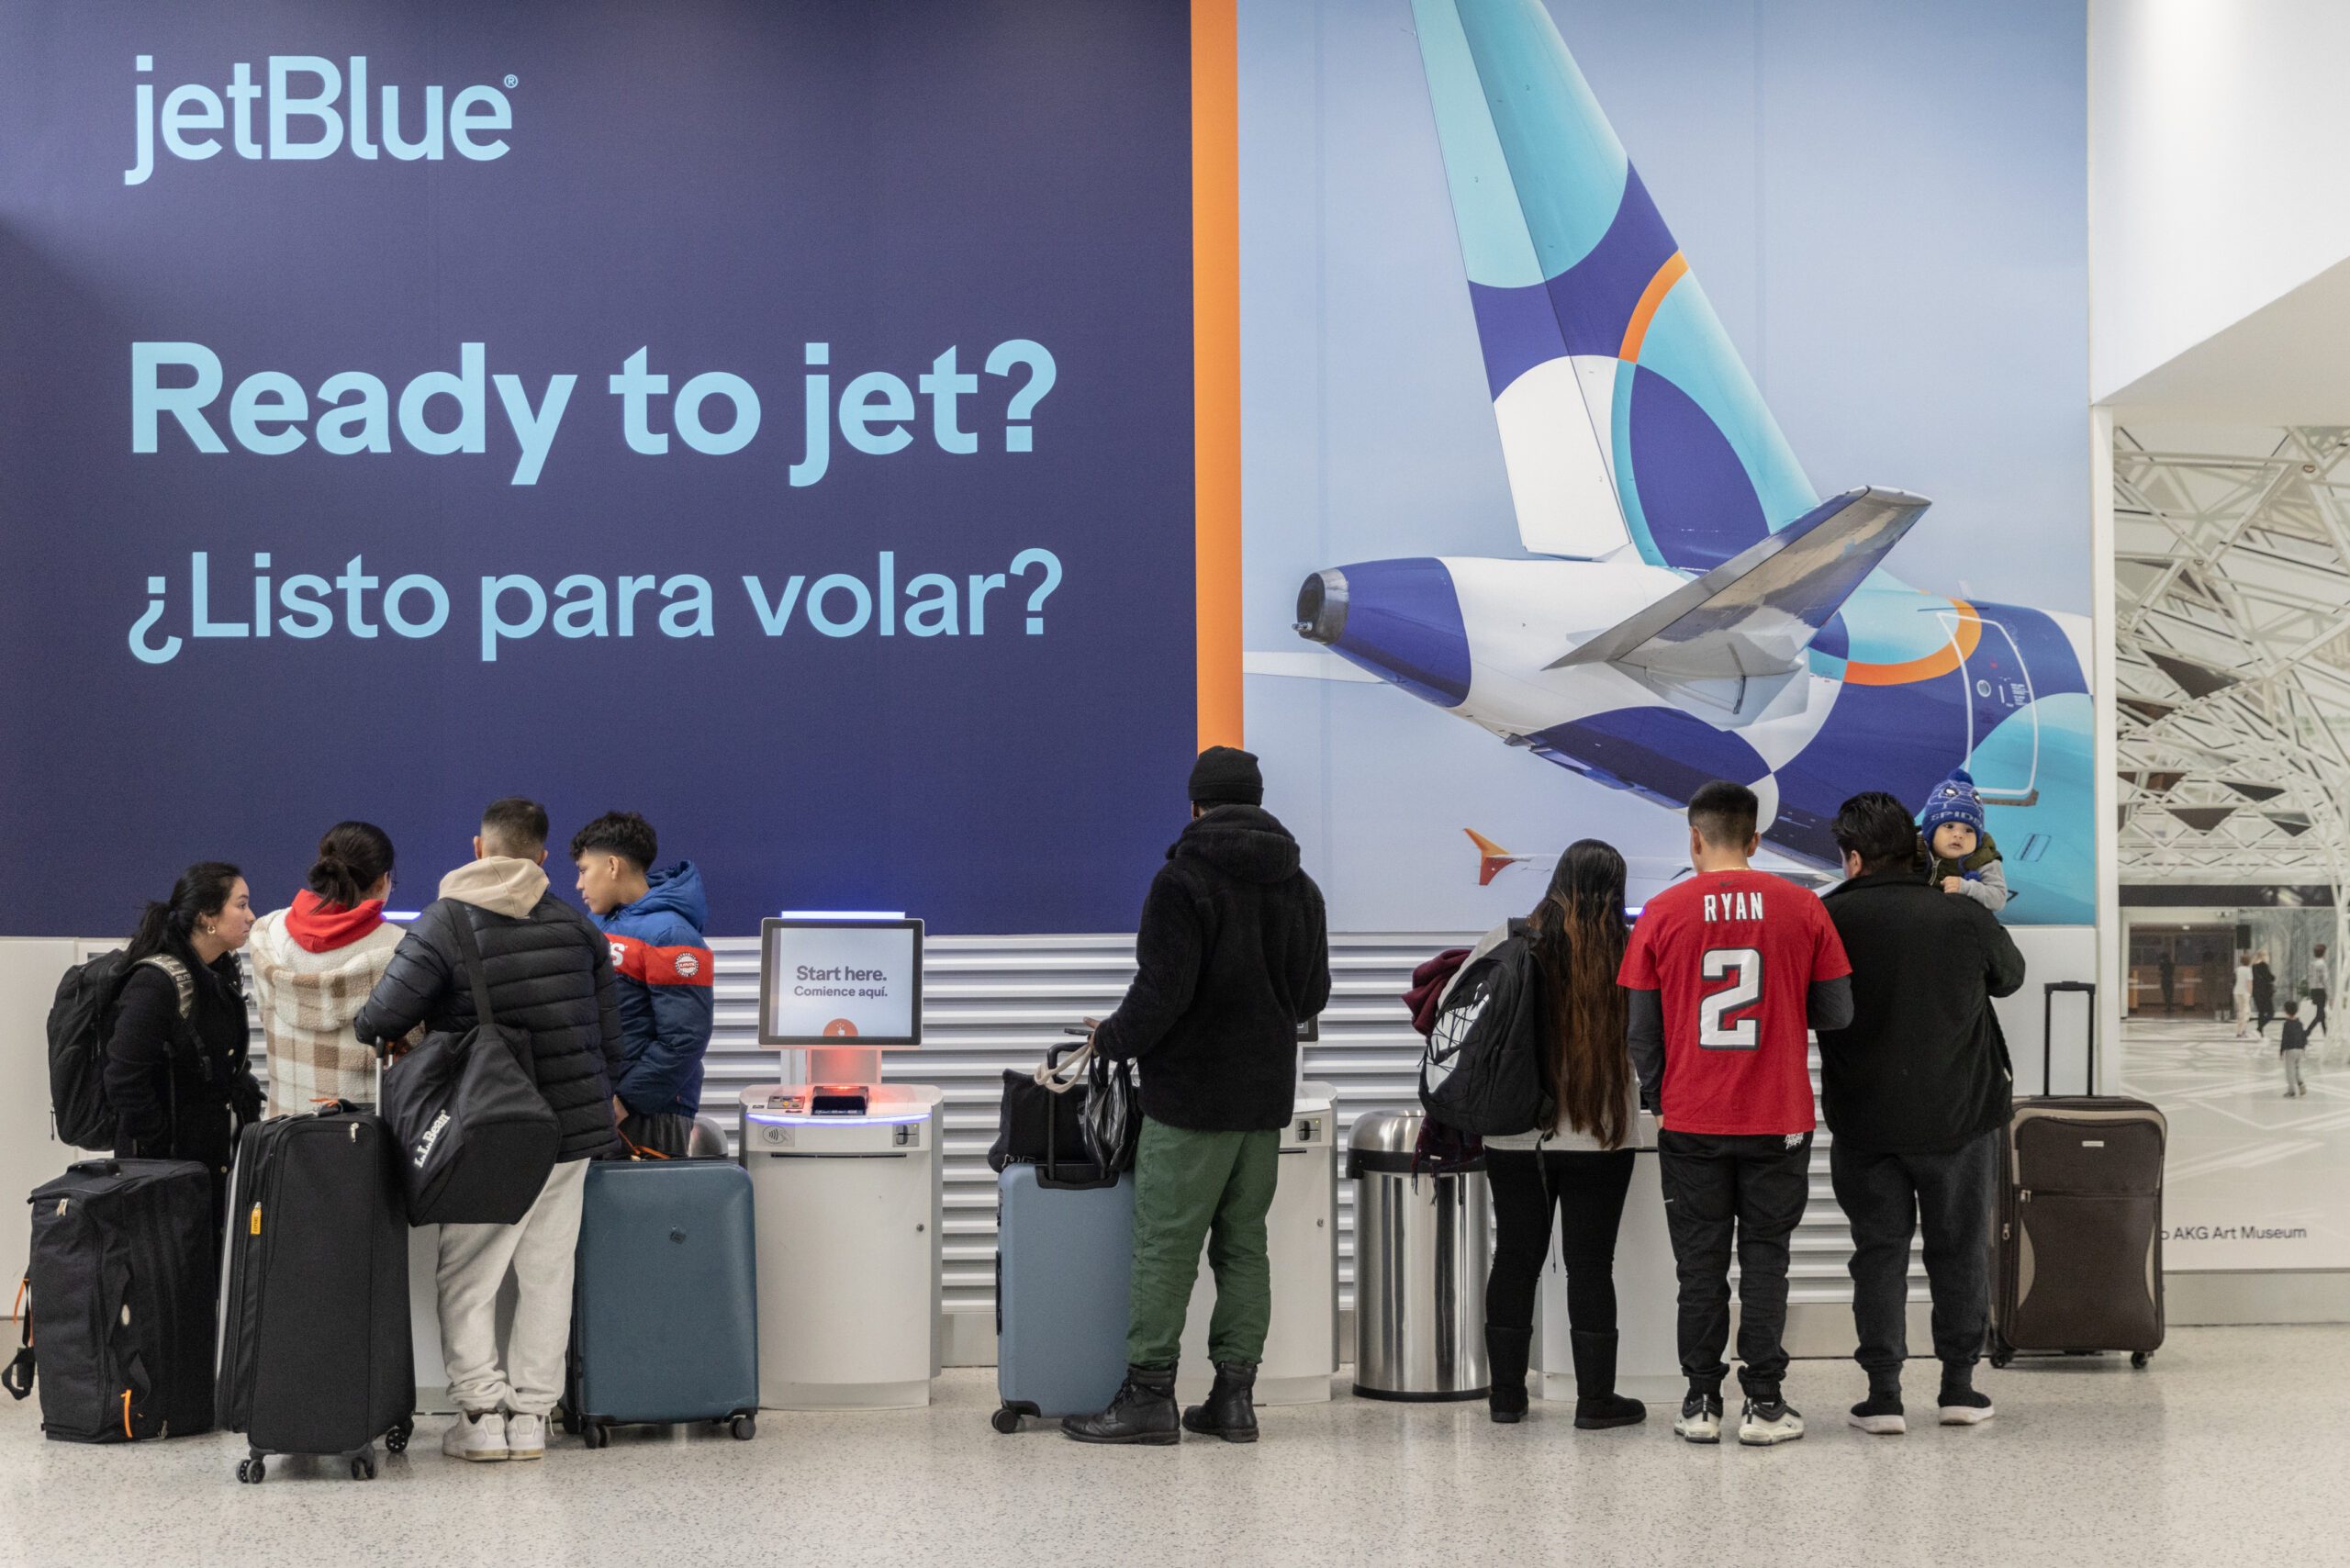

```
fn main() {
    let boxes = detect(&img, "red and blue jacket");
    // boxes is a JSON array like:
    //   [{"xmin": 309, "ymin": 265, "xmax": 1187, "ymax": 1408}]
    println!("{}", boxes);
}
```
[{"xmin": 598, "ymin": 860, "xmax": 715, "ymax": 1117}]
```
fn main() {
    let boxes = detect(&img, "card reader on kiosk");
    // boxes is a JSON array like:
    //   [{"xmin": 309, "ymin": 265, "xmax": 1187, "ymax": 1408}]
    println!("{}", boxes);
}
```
[{"xmin": 740, "ymin": 916, "xmax": 942, "ymax": 1411}]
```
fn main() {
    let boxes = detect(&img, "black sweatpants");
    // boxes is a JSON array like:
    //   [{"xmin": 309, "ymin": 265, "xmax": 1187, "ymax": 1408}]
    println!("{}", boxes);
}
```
[
  {"xmin": 1658, "ymin": 1129, "xmax": 1812, "ymax": 1396},
  {"xmin": 1483, "ymin": 1148, "xmax": 1636, "ymax": 1337},
  {"xmin": 1830, "ymin": 1127, "xmax": 1998, "ymax": 1381}
]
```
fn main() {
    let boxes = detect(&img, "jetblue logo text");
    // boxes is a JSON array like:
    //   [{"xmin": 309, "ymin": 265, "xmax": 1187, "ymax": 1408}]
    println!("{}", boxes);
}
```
[{"xmin": 127, "ymin": 55, "xmax": 512, "ymax": 186}]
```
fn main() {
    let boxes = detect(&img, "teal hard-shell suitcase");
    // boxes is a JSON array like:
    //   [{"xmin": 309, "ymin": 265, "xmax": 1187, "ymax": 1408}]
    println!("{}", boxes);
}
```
[
  {"xmin": 991, "ymin": 1161, "xmax": 1135, "ymax": 1432},
  {"xmin": 565, "ymin": 1159, "xmax": 759, "ymax": 1445}
]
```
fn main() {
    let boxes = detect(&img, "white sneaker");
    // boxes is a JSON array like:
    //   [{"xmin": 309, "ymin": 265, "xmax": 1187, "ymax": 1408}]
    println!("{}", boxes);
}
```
[
  {"xmin": 1673, "ymin": 1389, "xmax": 1723, "ymax": 1444},
  {"xmin": 442, "ymin": 1410, "xmax": 509, "ymax": 1462},
  {"xmin": 1738, "ymin": 1396, "xmax": 1805, "ymax": 1446},
  {"xmin": 505, "ymin": 1412, "xmax": 546, "ymax": 1459}
]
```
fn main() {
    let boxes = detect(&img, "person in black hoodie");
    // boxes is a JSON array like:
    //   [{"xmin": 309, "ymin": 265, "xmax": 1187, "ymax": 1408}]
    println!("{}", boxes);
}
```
[
  {"xmin": 1063, "ymin": 746, "xmax": 1331, "ymax": 1447},
  {"xmin": 1818, "ymin": 793, "xmax": 2025, "ymax": 1437},
  {"xmin": 354, "ymin": 798, "xmax": 626, "ymax": 1466},
  {"xmin": 106, "ymin": 862, "xmax": 264, "ymax": 1238}
]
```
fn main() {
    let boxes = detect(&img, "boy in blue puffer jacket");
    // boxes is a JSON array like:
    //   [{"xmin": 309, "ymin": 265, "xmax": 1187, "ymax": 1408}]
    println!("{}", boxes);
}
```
[{"xmin": 570, "ymin": 812, "xmax": 715, "ymax": 1157}]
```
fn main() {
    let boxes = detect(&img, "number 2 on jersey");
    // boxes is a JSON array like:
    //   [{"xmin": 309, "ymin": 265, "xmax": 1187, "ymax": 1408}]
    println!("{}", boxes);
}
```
[{"xmin": 1699, "ymin": 947, "xmax": 1762, "ymax": 1049}]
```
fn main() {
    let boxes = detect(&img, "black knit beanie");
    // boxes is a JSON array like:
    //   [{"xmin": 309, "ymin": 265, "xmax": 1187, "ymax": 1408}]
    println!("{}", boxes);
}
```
[{"xmin": 1189, "ymin": 745, "xmax": 1263, "ymax": 808}]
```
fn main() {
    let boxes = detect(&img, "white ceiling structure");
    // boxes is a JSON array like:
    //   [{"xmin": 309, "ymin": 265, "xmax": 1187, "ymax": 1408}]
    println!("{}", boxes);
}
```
[{"xmin": 2113, "ymin": 424, "xmax": 2350, "ymax": 890}]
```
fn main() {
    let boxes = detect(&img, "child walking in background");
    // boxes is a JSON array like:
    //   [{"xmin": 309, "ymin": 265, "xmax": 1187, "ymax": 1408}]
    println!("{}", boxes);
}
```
[
  {"xmin": 2280, "ymin": 1000, "xmax": 2310, "ymax": 1097},
  {"xmin": 1918, "ymin": 770, "xmax": 2009, "ymax": 913}
]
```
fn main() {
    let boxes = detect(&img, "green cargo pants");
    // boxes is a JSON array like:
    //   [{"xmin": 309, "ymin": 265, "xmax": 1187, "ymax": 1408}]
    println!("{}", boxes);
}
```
[{"xmin": 1125, "ymin": 1116, "xmax": 1281, "ymax": 1368}]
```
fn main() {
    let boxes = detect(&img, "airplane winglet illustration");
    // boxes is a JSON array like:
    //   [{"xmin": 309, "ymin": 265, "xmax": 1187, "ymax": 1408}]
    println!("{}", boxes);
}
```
[{"xmin": 1465, "ymin": 828, "xmax": 1532, "ymax": 886}]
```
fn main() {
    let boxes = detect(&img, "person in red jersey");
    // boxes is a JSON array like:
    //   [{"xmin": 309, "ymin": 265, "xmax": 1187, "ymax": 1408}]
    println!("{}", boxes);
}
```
[{"xmin": 1621, "ymin": 781, "xmax": 1852, "ymax": 1449}]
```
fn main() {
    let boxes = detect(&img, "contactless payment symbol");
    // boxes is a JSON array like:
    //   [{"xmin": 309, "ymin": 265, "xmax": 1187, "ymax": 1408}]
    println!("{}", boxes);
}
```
[{"xmin": 822, "ymin": 1019, "xmax": 859, "ymax": 1037}]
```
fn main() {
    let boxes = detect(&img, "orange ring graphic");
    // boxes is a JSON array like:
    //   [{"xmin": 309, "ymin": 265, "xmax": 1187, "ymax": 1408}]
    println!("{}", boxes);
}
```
[{"xmin": 1842, "ymin": 600, "xmax": 1982, "ymax": 687}]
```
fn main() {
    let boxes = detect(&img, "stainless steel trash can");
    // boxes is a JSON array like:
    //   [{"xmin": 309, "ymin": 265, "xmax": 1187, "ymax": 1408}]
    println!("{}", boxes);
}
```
[{"xmin": 1348, "ymin": 1111, "xmax": 1489, "ymax": 1400}]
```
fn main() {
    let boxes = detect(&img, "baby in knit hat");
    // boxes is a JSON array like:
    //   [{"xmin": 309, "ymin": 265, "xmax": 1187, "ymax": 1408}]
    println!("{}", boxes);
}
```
[{"xmin": 1916, "ymin": 768, "xmax": 2009, "ymax": 913}]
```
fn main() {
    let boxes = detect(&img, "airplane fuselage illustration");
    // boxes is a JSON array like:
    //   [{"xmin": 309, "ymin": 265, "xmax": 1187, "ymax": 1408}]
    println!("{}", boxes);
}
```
[{"xmin": 1293, "ymin": 0, "xmax": 2093, "ymax": 924}]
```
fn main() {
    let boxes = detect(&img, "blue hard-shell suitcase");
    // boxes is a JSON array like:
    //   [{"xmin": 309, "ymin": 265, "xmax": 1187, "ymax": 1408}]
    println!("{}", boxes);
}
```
[
  {"xmin": 565, "ymin": 1159, "xmax": 759, "ymax": 1446},
  {"xmin": 992, "ymin": 1161, "xmax": 1134, "ymax": 1432}
]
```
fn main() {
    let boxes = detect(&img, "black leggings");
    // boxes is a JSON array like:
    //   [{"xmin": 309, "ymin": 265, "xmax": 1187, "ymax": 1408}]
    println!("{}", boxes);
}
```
[{"xmin": 1483, "ymin": 1148, "xmax": 1636, "ymax": 1336}]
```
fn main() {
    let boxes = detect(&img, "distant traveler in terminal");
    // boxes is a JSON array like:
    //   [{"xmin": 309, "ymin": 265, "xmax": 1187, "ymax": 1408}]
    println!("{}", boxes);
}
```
[
  {"xmin": 1622, "ymin": 780, "xmax": 1852, "ymax": 1449},
  {"xmin": 1819, "ymin": 791, "xmax": 2025, "ymax": 1435},
  {"xmin": 2308, "ymin": 944, "xmax": 2330, "ymax": 1040},
  {"xmin": 250, "ymin": 822, "xmax": 408, "ymax": 1115},
  {"xmin": 355, "ymin": 798, "xmax": 626, "ymax": 1466},
  {"xmin": 2254, "ymin": 950, "xmax": 2278, "ymax": 1036},
  {"xmin": 2280, "ymin": 999, "xmax": 2310, "ymax": 1098},
  {"xmin": 2235, "ymin": 951, "xmax": 2255, "ymax": 1039},
  {"xmin": 1465, "ymin": 839, "xmax": 1647, "ymax": 1431},
  {"xmin": 1062, "ymin": 745, "xmax": 1332, "ymax": 1447},
  {"xmin": 571, "ymin": 811, "xmax": 715, "ymax": 1158},
  {"xmin": 105, "ymin": 861, "xmax": 264, "ymax": 1237}
]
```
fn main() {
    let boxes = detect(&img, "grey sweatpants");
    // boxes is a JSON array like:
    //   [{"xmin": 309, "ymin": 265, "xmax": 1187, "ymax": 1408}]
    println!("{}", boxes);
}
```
[{"xmin": 437, "ymin": 1159, "xmax": 588, "ymax": 1417}]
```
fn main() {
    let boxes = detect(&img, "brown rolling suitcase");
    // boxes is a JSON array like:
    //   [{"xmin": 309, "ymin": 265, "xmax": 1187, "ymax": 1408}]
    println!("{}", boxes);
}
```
[{"xmin": 1988, "ymin": 981, "xmax": 2166, "ymax": 1370}]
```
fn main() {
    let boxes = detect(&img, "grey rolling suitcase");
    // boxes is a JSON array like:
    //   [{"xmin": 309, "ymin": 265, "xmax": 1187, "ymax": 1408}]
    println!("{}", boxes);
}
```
[
  {"xmin": 992, "ymin": 1156, "xmax": 1134, "ymax": 1433},
  {"xmin": 563, "ymin": 1158, "xmax": 759, "ymax": 1446},
  {"xmin": 1989, "ymin": 981, "xmax": 2167, "ymax": 1368}
]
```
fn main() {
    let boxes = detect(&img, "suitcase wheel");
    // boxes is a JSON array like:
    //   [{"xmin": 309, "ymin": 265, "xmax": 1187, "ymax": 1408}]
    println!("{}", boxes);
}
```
[
  {"xmin": 1989, "ymin": 1350, "xmax": 2013, "ymax": 1370},
  {"xmin": 559, "ymin": 1407, "xmax": 579, "ymax": 1437},
  {"xmin": 386, "ymin": 1419, "xmax": 412, "ymax": 1454},
  {"xmin": 990, "ymin": 1406, "xmax": 1023, "ymax": 1435},
  {"xmin": 235, "ymin": 1457, "xmax": 265, "ymax": 1484},
  {"xmin": 583, "ymin": 1422, "xmax": 610, "ymax": 1450},
  {"xmin": 350, "ymin": 1454, "xmax": 376, "ymax": 1481},
  {"xmin": 731, "ymin": 1414, "xmax": 755, "ymax": 1440},
  {"xmin": 2131, "ymin": 1351, "xmax": 2153, "ymax": 1369}
]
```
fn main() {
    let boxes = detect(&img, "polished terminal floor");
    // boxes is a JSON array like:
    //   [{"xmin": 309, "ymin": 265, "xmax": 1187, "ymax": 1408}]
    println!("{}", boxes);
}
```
[{"xmin": 0, "ymin": 1327, "xmax": 2332, "ymax": 1568}]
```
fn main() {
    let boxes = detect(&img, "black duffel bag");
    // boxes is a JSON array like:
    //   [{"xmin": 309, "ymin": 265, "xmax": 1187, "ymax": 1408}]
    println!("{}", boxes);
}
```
[
  {"xmin": 382, "ymin": 909, "xmax": 559, "ymax": 1225},
  {"xmin": 987, "ymin": 1040, "xmax": 1138, "ymax": 1187}
]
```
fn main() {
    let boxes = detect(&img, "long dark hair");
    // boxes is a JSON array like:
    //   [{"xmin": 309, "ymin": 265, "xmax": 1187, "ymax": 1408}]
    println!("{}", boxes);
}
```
[
  {"xmin": 308, "ymin": 822, "xmax": 395, "ymax": 909},
  {"xmin": 126, "ymin": 862, "xmax": 242, "ymax": 965},
  {"xmin": 1527, "ymin": 839, "xmax": 1630, "ymax": 1149}
]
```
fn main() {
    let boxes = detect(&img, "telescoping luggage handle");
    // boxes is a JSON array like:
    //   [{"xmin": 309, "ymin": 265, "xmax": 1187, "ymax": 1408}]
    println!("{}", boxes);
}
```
[{"xmin": 2043, "ymin": 980, "xmax": 2097, "ymax": 1097}]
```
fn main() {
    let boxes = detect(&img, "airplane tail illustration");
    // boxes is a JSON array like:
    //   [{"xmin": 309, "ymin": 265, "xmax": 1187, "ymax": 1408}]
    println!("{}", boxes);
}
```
[
  {"xmin": 1465, "ymin": 828, "xmax": 1522, "ymax": 886},
  {"xmin": 1409, "ymin": 0, "xmax": 1821, "ymax": 571}
]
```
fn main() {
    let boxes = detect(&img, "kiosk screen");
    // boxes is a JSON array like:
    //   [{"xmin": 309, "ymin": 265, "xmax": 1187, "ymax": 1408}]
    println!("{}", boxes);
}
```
[{"xmin": 757, "ymin": 918, "xmax": 924, "ymax": 1047}]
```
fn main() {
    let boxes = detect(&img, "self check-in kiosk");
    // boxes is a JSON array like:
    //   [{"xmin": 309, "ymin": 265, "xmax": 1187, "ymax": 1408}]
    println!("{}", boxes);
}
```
[{"xmin": 741, "ymin": 916, "xmax": 944, "ymax": 1410}]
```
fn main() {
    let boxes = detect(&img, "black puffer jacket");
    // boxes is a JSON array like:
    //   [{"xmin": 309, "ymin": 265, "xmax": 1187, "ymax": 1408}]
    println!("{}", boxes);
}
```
[
  {"xmin": 106, "ymin": 950, "xmax": 261, "ymax": 1231},
  {"xmin": 353, "ymin": 858, "xmax": 625, "ymax": 1161},
  {"xmin": 1095, "ymin": 806, "xmax": 1331, "ymax": 1132}
]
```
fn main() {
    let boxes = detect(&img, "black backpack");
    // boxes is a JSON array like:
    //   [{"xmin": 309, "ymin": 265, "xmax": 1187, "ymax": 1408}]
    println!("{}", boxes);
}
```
[
  {"xmin": 46, "ymin": 952, "xmax": 192, "ymax": 1150},
  {"xmin": 1418, "ymin": 924, "xmax": 1553, "ymax": 1137}
]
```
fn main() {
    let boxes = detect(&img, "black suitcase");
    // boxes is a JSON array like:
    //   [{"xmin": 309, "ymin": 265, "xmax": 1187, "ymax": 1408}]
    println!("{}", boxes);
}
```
[
  {"xmin": 1989, "ymin": 981, "xmax": 2167, "ymax": 1368},
  {"xmin": 4, "ymin": 1159, "xmax": 216, "ymax": 1441},
  {"xmin": 216, "ymin": 1106, "xmax": 414, "ymax": 1482}
]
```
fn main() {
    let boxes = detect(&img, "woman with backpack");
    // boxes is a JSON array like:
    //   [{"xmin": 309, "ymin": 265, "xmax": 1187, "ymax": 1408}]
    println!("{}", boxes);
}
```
[
  {"xmin": 105, "ymin": 861, "xmax": 263, "ymax": 1236},
  {"xmin": 1454, "ymin": 839, "xmax": 1645, "ymax": 1428},
  {"xmin": 250, "ymin": 823, "xmax": 408, "ymax": 1115}
]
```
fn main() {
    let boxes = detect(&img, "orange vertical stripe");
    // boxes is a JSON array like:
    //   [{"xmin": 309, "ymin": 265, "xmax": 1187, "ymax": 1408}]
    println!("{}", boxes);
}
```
[
  {"xmin": 1617, "ymin": 252, "xmax": 1689, "ymax": 363},
  {"xmin": 1192, "ymin": 0, "xmax": 1245, "ymax": 751}
]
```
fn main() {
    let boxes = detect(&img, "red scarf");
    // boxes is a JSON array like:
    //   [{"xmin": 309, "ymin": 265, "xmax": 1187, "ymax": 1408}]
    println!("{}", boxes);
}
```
[{"xmin": 285, "ymin": 890, "xmax": 387, "ymax": 953}]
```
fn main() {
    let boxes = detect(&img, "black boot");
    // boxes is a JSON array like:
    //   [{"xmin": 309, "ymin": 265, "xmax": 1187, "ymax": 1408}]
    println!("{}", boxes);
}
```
[
  {"xmin": 1485, "ymin": 1325, "xmax": 1532, "ymax": 1424},
  {"xmin": 1061, "ymin": 1364, "xmax": 1180, "ymax": 1445},
  {"xmin": 1570, "ymin": 1329, "xmax": 1646, "ymax": 1429},
  {"xmin": 1181, "ymin": 1360, "xmax": 1259, "ymax": 1443}
]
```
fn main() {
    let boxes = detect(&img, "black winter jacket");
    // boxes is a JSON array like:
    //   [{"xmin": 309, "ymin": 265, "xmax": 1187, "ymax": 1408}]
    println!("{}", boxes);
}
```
[
  {"xmin": 106, "ymin": 951, "xmax": 260, "ymax": 1226},
  {"xmin": 1817, "ymin": 872, "xmax": 2026, "ymax": 1154},
  {"xmin": 1095, "ymin": 806, "xmax": 1331, "ymax": 1132},
  {"xmin": 353, "ymin": 876, "xmax": 626, "ymax": 1162}
]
